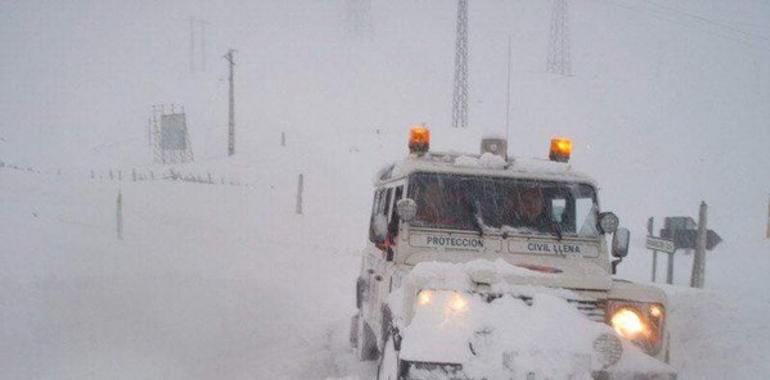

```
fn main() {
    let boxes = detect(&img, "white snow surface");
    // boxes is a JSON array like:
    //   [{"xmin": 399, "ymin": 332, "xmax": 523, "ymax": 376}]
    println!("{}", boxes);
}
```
[
  {"xmin": 3, "ymin": 161, "xmax": 767, "ymax": 379},
  {"xmin": 1, "ymin": 1, "xmax": 769, "ymax": 377},
  {"xmin": 454, "ymin": 152, "xmax": 508, "ymax": 170}
]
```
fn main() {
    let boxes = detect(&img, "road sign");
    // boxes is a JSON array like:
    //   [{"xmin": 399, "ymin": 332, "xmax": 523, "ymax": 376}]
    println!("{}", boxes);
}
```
[
  {"xmin": 706, "ymin": 230, "xmax": 722, "ymax": 250},
  {"xmin": 664, "ymin": 216, "xmax": 696, "ymax": 231},
  {"xmin": 661, "ymin": 229, "xmax": 722, "ymax": 250},
  {"xmin": 646, "ymin": 236, "xmax": 676, "ymax": 253}
]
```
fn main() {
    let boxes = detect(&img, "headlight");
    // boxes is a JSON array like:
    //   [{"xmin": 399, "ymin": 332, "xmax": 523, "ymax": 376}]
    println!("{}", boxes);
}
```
[
  {"xmin": 416, "ymin": 290, "xmax": 469, "ymax": 314},
  {"xmin": 607, "ymin": 301, "xmax": 665, "ymax": 355},
  {"xmin": 448, "ymin": 292, "xmax": 468, "ymax": 313},
  {"xmin": 417, "ymin": 289, "xmax": 434, "ymax": 306},
  {"xmin": 611, "ymin": 308, "xmax": 645, "ymax": 338}
]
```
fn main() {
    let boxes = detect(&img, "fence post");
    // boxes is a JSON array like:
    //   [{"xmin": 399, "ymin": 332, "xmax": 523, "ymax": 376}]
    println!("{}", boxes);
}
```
[
  {"xmin": 296, "ymin": 173, "xmax": 304, "ymax": 215},
  {"xmin": 116, "ymin": 190, "xmax": 123, "ymax": 240}
]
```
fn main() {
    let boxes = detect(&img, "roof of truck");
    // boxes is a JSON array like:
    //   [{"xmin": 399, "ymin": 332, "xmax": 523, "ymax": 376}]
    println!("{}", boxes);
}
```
[{"xmin": 375, "ymin": 151, "xmax": 597, "ymax": 187}]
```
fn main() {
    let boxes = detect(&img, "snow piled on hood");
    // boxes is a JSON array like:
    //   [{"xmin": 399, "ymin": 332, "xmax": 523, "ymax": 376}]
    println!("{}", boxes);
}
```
[{"xmin": 393, "ymin": 259, "xmax": 673, "ymax": 378}]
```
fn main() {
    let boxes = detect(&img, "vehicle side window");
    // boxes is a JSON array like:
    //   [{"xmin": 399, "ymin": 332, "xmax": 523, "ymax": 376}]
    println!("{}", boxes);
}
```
[
  {"xmin": 371, "ymin": 189, "xmax": 381, "ymax": 216},
  {"xmin": 391, "ymin": 186, "xmax": 403, "ymax": 220},
  {"xmin": 388, "ymin": 186, "xmax": 404, "ymax": 237},
  {"xmin": 369, "ymin": 189, "xmax": 384, "ymax": 243},
  {"xmin": 383, "ymin": 188, "xmax": 393, "ymax": 221}
]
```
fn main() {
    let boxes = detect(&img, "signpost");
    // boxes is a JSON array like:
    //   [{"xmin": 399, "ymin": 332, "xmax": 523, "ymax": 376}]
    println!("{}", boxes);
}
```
[
  {"xmin": 646, "ymin": 236, "xmax": 675, "ymax": 254},
  {"xmin": 648, "ymin": 204, "xmax": 722, "ymax": 287},
  {"xmin": 691, "ymin": 202, "xmax": 708, "ymax": 288},
  {"xmin": 648, "ymin": 218, "xmax": 657, "ymax": 282}
]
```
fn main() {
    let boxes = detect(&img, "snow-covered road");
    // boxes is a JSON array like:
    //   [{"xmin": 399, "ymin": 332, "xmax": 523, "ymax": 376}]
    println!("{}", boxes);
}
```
[{"xmin": 2, "ymin": 167, "xmax": 769, "ymax": 379}]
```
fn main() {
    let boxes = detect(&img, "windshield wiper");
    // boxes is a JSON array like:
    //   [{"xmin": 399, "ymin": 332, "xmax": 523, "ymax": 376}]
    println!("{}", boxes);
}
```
[
  {"xmin": 546, "ymin": 213, "xmax": 562, "ymax": 241},
  {"xmin": 467, "ymin": 199, "xmax": 485, "ymax": 237},
  {"xmin": 550, "ymin": 221, "xmax": 563, "ymax": 241}
]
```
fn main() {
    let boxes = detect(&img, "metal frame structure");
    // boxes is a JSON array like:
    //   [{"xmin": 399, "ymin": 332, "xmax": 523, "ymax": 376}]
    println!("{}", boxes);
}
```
[{"xmin": 150, "ymin": 104, "xmax": 194, "ymax": 164}]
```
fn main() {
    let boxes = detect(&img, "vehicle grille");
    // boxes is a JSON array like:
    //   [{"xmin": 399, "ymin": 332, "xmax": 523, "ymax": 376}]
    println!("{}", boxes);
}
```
[
  {"xmin": 566, "ymin": 299, "xmax": 606, "ymax": 322},
  {"xmin": 481, "ymin": 294, "xmax": 606, "ymax": 323}
]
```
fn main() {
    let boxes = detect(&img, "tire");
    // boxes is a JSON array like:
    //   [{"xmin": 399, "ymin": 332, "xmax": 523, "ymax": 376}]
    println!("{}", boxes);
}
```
[
  {"xmin": 377, "ymin": 333, "xmax": 400, "ymax": 380},
  {"xmin": 355, "ymin": 312, "xmax": 379, "ymax": 361}
]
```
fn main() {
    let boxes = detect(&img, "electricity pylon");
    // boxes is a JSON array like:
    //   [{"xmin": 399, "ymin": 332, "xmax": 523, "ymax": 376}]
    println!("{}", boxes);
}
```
[
  {"xmin": 547, "ymin": 0, "xmax": 572, "ymax": 76},
  {"xmin": 452, "ymin": 0, "xmax": 469, "ymax": 128}
]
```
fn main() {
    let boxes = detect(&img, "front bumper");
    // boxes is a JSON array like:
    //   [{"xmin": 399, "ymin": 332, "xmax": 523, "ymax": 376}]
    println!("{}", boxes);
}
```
[{"xmin": 399, "ymin": 360, "xmax": 677, "ymax": 380}]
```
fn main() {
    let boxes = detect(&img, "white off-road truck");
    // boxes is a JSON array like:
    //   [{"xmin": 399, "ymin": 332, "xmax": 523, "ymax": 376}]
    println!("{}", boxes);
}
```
[{"xmin": 351, "ymin": 127, "xmax": 676, "ymax": 380}]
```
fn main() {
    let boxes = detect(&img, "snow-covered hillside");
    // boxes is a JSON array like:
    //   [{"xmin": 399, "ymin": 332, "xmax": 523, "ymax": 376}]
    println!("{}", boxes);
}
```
[
  {"xmin": 0, "ymin": 166, "xmax": 363, "ymax": 379},
  {"xmin": 2, "ymin": 137, "xmax": 769, "ymax": 379}
]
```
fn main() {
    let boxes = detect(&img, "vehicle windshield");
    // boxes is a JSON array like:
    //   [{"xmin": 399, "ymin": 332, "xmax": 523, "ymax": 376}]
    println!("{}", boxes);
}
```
[{"xmin": 408, "ymin": 172, "xmax": 599, "ymax": 238}]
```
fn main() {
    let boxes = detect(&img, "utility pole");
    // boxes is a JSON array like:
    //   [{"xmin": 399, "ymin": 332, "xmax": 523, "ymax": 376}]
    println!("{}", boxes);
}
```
[
  {"xmin": 666, "ymin": 250, "xmax": 674, "ymax": 284},
  {"xmin": 189, "ymin": 17, "xmax": 196, "ymax": 73},
  {"xmin": 691, "ymin": 202, "xmax": 708, "ymax": 288},
  {"xmin": 199, "ymin": 20, "xmax": 209, "ymax": 71},
  {"xmin": 547, "ymin": 0, "xmax": 572, "ymax": 76},
  {"xmin": 648, "ymin": 217, "xmax": 658, "ymax": 282},
  {"xmin": 224, "ymin": 49, "xmax": 236, "ymax": 156},
  {"xmin": 451, "ymin": 0, "xmax": 469, "ymax": 128},
  {"xmin": 505, "ymin": 34, "xmax": 512, "ymax": 142},
  {"xmin": 766, "ymin": 194, "xmax": 770, "ymax": 239}
]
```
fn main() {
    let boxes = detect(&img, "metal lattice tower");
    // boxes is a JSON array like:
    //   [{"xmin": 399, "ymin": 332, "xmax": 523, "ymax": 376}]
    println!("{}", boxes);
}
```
[
  {"xmin": 452, "ymin": 0, "xmax": 469, "ymax": 128},
  {"xmin": 547, "ymin": 0, "xmax": 572, "ymax": 76},
  {"xmin": 345, "ymin": 0, "xmax": 372, "ymax": 38}
]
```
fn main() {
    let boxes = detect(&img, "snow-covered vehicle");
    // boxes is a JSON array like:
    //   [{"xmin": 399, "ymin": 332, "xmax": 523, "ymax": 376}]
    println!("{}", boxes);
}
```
[{"xmin": 351, "ymin": 126, "xmax": 677, "ymax": 379}]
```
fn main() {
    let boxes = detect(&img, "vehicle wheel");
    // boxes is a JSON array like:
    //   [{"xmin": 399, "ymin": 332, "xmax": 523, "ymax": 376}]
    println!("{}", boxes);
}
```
[
  {"xmin": 349, "ymin": 313, "xmax": 359, "ymax": 349},
  {"xmin": 377, "ymin": 333, "xmax": 400, "ymax": 380},
  {"xmin": 355, "ymin": 312, "xmax": 379, "ymax": 361}
]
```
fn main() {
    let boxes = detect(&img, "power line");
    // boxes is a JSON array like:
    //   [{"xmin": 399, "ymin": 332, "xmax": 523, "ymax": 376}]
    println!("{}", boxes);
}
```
[
  {"xmin": 187, "ymin": 18, "xmax": 210, "ymax": 72},
  {"xmin": 641, "ymin": 0, "xmax": 770, "ymax": 43},
  {"xmin": 595, "ymin": 0, "xmax": 770, "ymax": 54}
]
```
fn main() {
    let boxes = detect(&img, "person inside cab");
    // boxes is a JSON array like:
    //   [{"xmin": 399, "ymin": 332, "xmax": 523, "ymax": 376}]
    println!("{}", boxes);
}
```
[
  {"xmin": 415, "ymin": 180, "xmax": 467, "ymax": 227},
  {"xmin": 510, "ymin": 186, "xmax": 551, "ymax": 232}
]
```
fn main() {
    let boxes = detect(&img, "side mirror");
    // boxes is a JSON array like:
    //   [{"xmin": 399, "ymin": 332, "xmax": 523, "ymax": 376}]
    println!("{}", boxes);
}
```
[
  {"xmin": 598, "ymin": 212, "xmax": 619, "ymax": 234},
  {"xmin": 396, "ymin": 198, "xmax": 417, "ymax": 222},
  {"xmin": 612, "ymin": 228, "xmax": 630, "ymax": 258},
  {"xmin": 371, "ymin": 213, "xmax": 388, "ymax": 243},
  {"xmin": 393, "ymin": 329, "xmax": 402, "ymax": 351}
]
